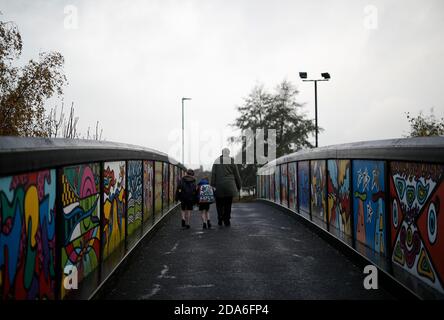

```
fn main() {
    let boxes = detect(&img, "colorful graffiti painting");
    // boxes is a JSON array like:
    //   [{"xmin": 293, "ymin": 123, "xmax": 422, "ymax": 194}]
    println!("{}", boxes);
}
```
[
  {"xmin": 169, "ymin": 164, "xmax": 174, "ymax": 206},
  {"xmin": 262, "ymin": 175, "xmax": 266, "ymax": 199},
  {"xmin": 263, "ymin": 175, "xmax": 266, "ymax": 199},
  {"xmin": 264, "ymin": 174, "xmax": 268, "ymax": 200},
  {"xmin": 260, "ymin": 175, "xmax": 265, "ymax": 199},
  {"xmin": 311, "ymin": 160, "xmax": 327, "ymax": 228},
  {"xmin": 257, "ymin": 176, "xmax": 260, "ymax": 198},
  {"xmin": 175, "ymin": 166, "xmax": 180, "ymax": 203},
  {"xmin": 143, "ymin": 161, "xmax": 154, "ymax": 223},
  {"xmin": 102, "ymin": 161, "xmax": 126, "ymax": 260},
  {"xmin": 270, "ymin": 172, "xmax": 275, "ymax": 202},
  {"xmin": 260, "ymin": 175, "xmax": 264, "ymax": 199},
  {"xmin": 127, "ymin": 161, "xmax": 142, "ymax": 236},
  {"xmin": 288, "ymin": 162, "xmax": 297, "ymax": 211},
  {"xmin": 327, "ymin": 160, "xmax": 352, "ymax": 238},
  {"xmin": 280, "ymin": 164, "xmax": 288, "ymax": 207},
  {"xmin": 352, "ymin": 160, "xmax": 386, "ymax": 255},
  {"xmin": 154, "ymin": 162, "xmax": 163, "ymax": 216},
  {"xmin": 256, "ymin": 176, "xmax": 260, "ymax": 198},
  {"xmin": 298, "ymin": 161, "xmax": 310, "ymax": 216},
  {"xmin": 162, "ymin": 163, "xmax": 169, "ymax": 212},
  {"xmin": 274, "ymin": 166, "xmax": 280, "ymax": 204},
  {"xmin": 390, "ymin": 162, "xmax": 444, "ymax": 293},
  {"xmin": 0, "ymin": 170, "xmax": 56, "ymax": 299},
  {"xmin": 61, "ymin": 164, "xmax": 100, "ymax": 298}
]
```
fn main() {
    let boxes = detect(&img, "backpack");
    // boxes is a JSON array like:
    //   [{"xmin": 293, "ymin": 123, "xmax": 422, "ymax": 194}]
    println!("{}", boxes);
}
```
[
  {"xmin": 177, "ymin": 178, "xmax": 196, "ymax": 203},
  {"xmin": 198, "ymin": 184, "xmax": 215, "ymax": 204}
]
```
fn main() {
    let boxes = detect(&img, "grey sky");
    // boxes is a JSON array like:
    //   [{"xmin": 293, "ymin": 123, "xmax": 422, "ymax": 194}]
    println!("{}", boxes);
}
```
[{"xmin": 2, "ymin": 0, "xmax": 444, "ymax": 168}]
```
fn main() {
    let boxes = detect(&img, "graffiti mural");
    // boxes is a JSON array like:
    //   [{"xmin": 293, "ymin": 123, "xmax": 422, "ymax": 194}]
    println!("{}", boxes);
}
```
[
  {"xmin": 270, "ymin": 172, "xmax": 275, "ymax": 202},
  {"xmin": 177, "ymin": 167, "xmax": 181, "ymax": 202},
  {"xmin": 257, "ymin": 176, "xmax": 260, "ymax": 198},
  {"xmin": 288, "ymin": 162, "xmax": 297, "ymax": 211},
  {"xmin": 143, "ymin": 161, "xmax": 154, "ymax": 223},
  {"xmin": 261, "ymin": 175, "xmax": 266, "ymax": 199},
  {"xmin": 262, "ymin": 175, "xmax": 266, "ymax": 199},
  {"xmin": 0, "ymin": 170, "xmax": 56, "ymax": 299},
  {"xmin": 311, "ymin": 160, "xmax": 327, "ymax": 229},
  {"xmin": 127, "ymin": 161, "xmax": 142, "ymax": 236},
  {"xmin": 298, "ymin": 161, "xmax": 310, "ymax": 217},
  {"xmin": 261, "ymin": 175, "xmax": 265, "ymax": 199},
  {"xmin": 169, "ymin": 164, "xmax": 174, "ymax": 206},
  {"xmin": 274, "ymin": 166, "xmax": 280, "ymax": 204},
  {"xmin": 61, "ymin": 164, "xmax": 100, "ymax": 298},
  {"xmin": 261, "ymin": 175, "xmax": 269, "ymax": 198},
  {"xmin": 175, "ymin": 166, "xmax": 180, "ymax": 203},
  {"xmin": 102, "ymin": 161, "xmax": 126, "ymax": 260},
  {"xmin": 352, "ymin": 160, "xmax": 386, "ymax": 255},
  {"xmin": 256, "ymin": 175, "xmax": 262, "ymax": 198},
  {"xmin": 390, "ymin": 161, "xmax": 444, "ymax": 293},
  {"xmin": 162, "ymin": 163, "xmax": 169, "ymax": 212},
  {"xmin": 154, "ymin": 162, "xmax": 163, "ymax": 216},
  {"xmin": 327, "ymin": 160, "xmax": 352, "ymax": 239},
  {"xmin": 280, "ymin": 164, "xmax": 288, "ymax": 207},
  {"xmin": 256, "ymin": 176, "xmax": 259, "ymax": 198}
]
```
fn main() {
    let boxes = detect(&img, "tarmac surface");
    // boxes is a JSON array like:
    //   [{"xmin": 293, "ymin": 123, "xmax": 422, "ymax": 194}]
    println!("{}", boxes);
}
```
[{"xmin": 102, "ymin": 202, "xmax": 393, "ymax": 300}]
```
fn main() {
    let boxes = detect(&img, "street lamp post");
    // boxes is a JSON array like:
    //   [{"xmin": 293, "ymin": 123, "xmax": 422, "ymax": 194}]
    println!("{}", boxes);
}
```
[
  {"xmin": 181, "ymin": 97, "xmax": 191, "ymax": 164},
  {"xmin": 299, "ymin": 72, "xmax": 330, "ymax": 148}
]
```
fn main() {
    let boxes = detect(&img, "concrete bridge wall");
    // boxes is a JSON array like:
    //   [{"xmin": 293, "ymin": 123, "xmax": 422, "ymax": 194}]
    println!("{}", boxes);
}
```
[
  {"xmin": 257, "ymin": 137, "xmax": 444, "ymax": 299},
  {"xmin": 0, "ymin": 137, "xmax": 185, "ymax": 300}
]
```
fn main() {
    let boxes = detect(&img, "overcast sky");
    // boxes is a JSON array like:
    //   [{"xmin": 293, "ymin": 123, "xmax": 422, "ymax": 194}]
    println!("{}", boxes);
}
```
[{"xmin": 2, "ymin": 0, "xmax": 444, "ymax": 168}]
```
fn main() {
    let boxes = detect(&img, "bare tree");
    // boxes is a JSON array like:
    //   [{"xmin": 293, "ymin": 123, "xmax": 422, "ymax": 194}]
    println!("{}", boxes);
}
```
[
  {"xmin": 45, "ymin": 102, "xmax": 65, "ymax": 138},
  {"xmin": 44, "ymin": 101, "xmax": 104, "ymax": 140}
]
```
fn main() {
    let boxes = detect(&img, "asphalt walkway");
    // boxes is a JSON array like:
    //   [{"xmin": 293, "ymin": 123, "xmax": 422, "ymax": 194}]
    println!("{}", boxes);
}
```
[{"xmin": 102, "ymin": 202, "xmax": 392, "ymax": 300}]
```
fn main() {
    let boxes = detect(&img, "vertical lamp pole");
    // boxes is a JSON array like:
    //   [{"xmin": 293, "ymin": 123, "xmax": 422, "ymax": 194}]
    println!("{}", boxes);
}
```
[
  {"xmin": 299, "ymin": 72, "xmax": 330, "ymax": 148},
  {"xmin": 182, "ymin": 97, "xmax": 191, "ymax": 164},
  {"xmin": 314, "ymin": 80, "xmax": 318, "ymax": 148}
]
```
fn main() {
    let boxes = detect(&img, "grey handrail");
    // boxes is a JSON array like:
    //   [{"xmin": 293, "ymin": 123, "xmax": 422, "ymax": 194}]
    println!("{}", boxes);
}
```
[
  {"xmin": 0, "ymin": 136, "xmax": 185, "ymax": 175},
  {"xmin": 258, "ymin": 136, "xmax": 444, "ymax": 174}
]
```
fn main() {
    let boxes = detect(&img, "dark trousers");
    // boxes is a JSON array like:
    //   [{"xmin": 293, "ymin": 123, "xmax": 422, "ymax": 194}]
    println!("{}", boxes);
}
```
[{"xmin": 216, "ymin": 197, "xmax": 233, "ymax": 224}]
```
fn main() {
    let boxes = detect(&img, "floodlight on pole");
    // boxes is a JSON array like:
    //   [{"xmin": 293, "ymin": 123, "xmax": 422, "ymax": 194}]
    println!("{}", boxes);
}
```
[
  {"xmin": 299, "ymin": 72, "xmax": 331, "ymax": 148},
  {"xmin": 321, "ymin": 72, "xmax": 331, "ymax": 80}
]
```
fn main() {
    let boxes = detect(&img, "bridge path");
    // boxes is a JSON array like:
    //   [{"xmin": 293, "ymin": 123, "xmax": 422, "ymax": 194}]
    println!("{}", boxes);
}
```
[{"xmin": 102, "ymin": 202, "xmax": 392, "ymax": 300}]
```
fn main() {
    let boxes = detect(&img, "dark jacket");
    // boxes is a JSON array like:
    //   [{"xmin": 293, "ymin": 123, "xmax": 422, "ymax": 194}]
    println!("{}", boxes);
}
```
[
  {"xmin": 211, "ymin": 155, "xmax": 242, "ymax": 198},
  {"xmin": 176, "ymin": 175, "xmax": 197, "ymax": 204}
]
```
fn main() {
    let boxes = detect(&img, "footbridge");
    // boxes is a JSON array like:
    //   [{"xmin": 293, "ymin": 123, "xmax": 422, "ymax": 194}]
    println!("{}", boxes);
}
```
[{"xmin": 0, "ymin": 136, "xmax": 443, "ymax": 300}]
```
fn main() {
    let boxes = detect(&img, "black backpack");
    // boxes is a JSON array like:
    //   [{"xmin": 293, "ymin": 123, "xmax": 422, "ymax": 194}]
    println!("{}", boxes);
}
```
[{"xmin": 177, "ymin": 178, "xmax": 196, "ymax": 202}]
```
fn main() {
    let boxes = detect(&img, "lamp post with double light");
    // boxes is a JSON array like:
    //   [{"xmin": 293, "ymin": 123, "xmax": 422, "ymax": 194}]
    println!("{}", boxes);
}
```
[{"xmin": 299, "ymin": 72, "xmax": 330, "ymax": 148}]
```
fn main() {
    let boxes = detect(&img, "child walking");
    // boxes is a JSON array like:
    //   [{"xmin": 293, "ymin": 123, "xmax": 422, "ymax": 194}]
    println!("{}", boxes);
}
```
[
  {"xmin": 176, "ymin": 169, "xmax": 197, "ymax": 229},
  {"xmin": 197, "ymin": 176, "xmax": 215, "ymax": 229}
]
